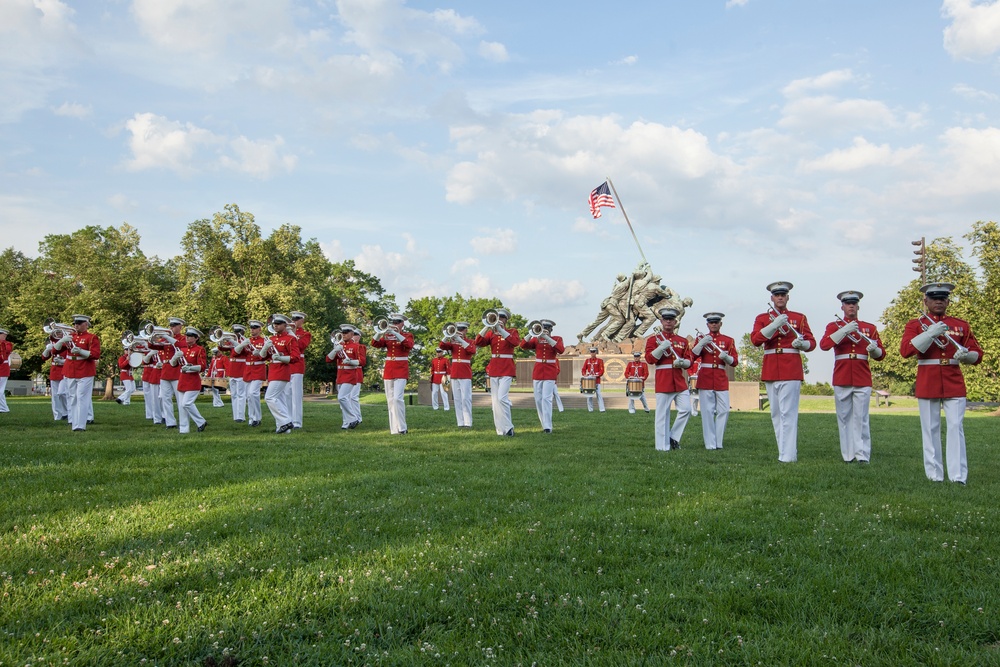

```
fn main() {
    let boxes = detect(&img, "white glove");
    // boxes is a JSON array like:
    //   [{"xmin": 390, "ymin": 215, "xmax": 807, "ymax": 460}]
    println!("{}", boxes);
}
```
[
  {"xmin": 541, "ymin": 334, "xmax": 556, "ymax": 346},
  {"xmin": 373, "ymin": 330, "xmax": 385, "ymax": 341},
  {"xmin": 497, "ymin": 328, "xmax": 510, "ymax": 339},
  {"xmin": 155, "ymin": 361, "xmax": 163, "ymax": 369},
  {"xmin": 478, "ymin": 326, "xmax": 490, "ymax": 338},
  {"xmin": 651, "ymin": 340, "xmax": 672, "ymax": 360},
  {"xmin": 910, "ymin": 329, "xmax": 941, "ymax": 354},
  {"xmin": 955, "ymin": 348, "xmax": 979, "ymax": 364},
  {"xmin": 44, "ymin": 342, "xmax": 54, "ymax": 356},
  {"xmin": 344, "ymin": 359, "xmax": 359, "ymax": 367},
  {"xmin": 791, "ymin": 337, "xmax": 809, "ymax": 350},
  {"xmin": 181, "ymin": 364, "xmax": 198, "ymax": 373},
  {"xmin": 144, "ymin": 351, "xmax": 158, "ymax": 364},
  {"xmin": 760, "ymin": 314, "xmax": 788, "ymax": 339},
  {"xmin": 866, "ymin": 342, "xmax": 883, "ymax": 359},
  {"xmin": 829, "ymin": 321, "xmax": 858, "ymax": 345},
  {"xmin": 457, "ymin": 338, "xmax": 469, "ymax": 349},
  {"xmin": 71, "ymin": 346, "xmax": 90, "ymax": 358},
  {"xmin": 233, "ymin": 339, "xmax": 250, "ymax": 353},
  {"xmin": 169, "ymin": 348, "xmax": 184, "ymax": 366},
  {"xmin": 389, "ymin": 329, "xmax": 404, "ymax": 342},
  {"xmin": 54, "ymin": 335, "xmax": 71, "ymax": 350},
  {"xmin": 720, "ymin": 352, "xmax": 734, "ymax": 366},
  {"xmin": 691, "ymin": 336, "xmax": 709, "ymax": 355},
  {"xmin": 273, "ymin": 354, "xmax": 291, "ymax": 364},
  {"xmin": 672, "ymin": 358, "xmax": 691, "ymax": 369}
]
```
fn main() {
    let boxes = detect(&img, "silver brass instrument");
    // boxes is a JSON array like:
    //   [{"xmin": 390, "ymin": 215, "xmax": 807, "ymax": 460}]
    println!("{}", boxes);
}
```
[
  {"xmin": 442, "ymin": 323, "xmax": 458, "ymax": 340},
  {"xmin": 919, "ymin": 313, "xmax": 967, "ymax": 353},
  {"xmin": 767, "ymin": 304, "xmax": 806, "ymax": 342},
  {"xmin": 373, "ymin": 318, "xmax": 390, "ymax": 337},
  {"xmin": 209, "ymin": 326, "xmax": 239, "ymax": 349},
  {"xmin": 482, "ymin": 309, "xmax": 501, "ymax": 331},
  {"xmin": 43, "ymin": 318, "xmax": 74, "ymax": 342},
  {"xmin": 833, "ymin": 315, "xmax": 877, "ymax": 347},
  {"xmin": 121, "ymin": 329, "xmax": 134, "ymax": 350},
  {"xmin": 694, "ymin": 329, "xmax": 724, "ymax": 355},
  {"xmin": 330, "ymin": 331, "xmax": 344, "ymax": 346},
  {"xmin": 526, "ymin": 320, "xmax": 544, "ymax": 337},
  {"xmin": 651, "ymin": 325, "xmax": 681, "ymax": 361},
  {"xmin": 142, "ymin": 321, "xmax": 176, "ymax": 345}
]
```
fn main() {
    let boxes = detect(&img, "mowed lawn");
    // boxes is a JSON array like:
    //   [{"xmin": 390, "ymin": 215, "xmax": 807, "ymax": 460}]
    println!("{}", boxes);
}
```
[{"xmin": 1, "ymin": 396, "xmax": 998, "ymax": 666}]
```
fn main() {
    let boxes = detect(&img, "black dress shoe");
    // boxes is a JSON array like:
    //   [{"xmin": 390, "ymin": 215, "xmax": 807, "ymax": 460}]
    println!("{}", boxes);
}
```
[
  {"xmin": 87, "ymin": 420, "xmax": 95, "ymax": 425},
  {"xmin": 277, "ymin": 422, "xmax": 294, "ymax": 434},
  {"xmin": 166, "ymin": 425, "xmax": 177, "ymax": 429},
  {"xmin": 235, "ymin": 419, "xmax": 245, "ymax": 423},
  {"xmin": 115, "ymin": 398, "xmax": 123, "ymax": 405},
  {"xmin": 669, "ymin": 438, "xmax": 680, "ymax": 450},
  {"xmin": 504, "ymin": 428, "xmax": 515, "ymax": 437},
  {"xmin": 249, "ymin": 420, "xmax": 260, "ymax": 427},
  {"xmin": 72, "ymin": 428, "xmax": 84, "ymax": 432},
  {"xmin": 197, "ymin": 421, "xmax": 208, "ymax": 432},
  {"xmin": 543, "ymin": 428, "xmax": 551, "ymax": 433},
  {"xmin": 348, "ymin": 420, "xmax": 359, "ymax": 429}
]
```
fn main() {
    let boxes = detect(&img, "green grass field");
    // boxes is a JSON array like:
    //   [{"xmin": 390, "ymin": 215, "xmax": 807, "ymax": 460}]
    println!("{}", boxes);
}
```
[{"xmin": 1, "ymin": 396, "xmax": 998, "ymax": 666}]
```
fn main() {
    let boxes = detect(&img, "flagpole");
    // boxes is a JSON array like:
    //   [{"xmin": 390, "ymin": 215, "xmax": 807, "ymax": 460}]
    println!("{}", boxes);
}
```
[{"xmin": 606, "ymin": 176, "xmax": 648, "ymax": 266}]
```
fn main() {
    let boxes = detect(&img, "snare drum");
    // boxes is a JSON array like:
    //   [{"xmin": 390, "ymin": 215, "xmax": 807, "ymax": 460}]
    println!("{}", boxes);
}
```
[
  {"xmin": 201, "ymin": 377, "xmax": 230, "ymax": 390},
  {"xmin": 8, "ymin": 351, "xmax": 22, "ymax": 371},
  {"xmin": 580, "ymin": 376, "xmax": 597, "ymax": 394},
  {"xmin": 128, "ymin": 351, "xmax": 145, "ymax": 368},
  {"xmin": 626, "ymin": 378, "xmax": 644, "ymax": 397}
]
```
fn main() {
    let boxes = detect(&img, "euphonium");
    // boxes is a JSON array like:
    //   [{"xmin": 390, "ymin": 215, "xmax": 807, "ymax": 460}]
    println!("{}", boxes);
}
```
[
  {"xmin": 209, "ymin": 326, "xmax": 238, "ymax": 349},
  {"xmin": 43, "ymin": 318, "xmax": 74, "ymax": 342},
  {"xmin": 142, "ymin": 321, "xmax": 176, "ymax": 345}
]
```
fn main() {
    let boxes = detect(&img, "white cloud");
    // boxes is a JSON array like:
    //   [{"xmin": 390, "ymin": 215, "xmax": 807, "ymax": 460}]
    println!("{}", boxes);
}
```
[
  {"xmin": 775, "ymin": 208, "xmax": 818, "ymax": 231},
  {"xmin": 470, "ymin": 227, "xmax": 517, "ymax": 255},
  {"xmin": 801, "ymin": 137, "xmax": 923, "ymax": 172},
  {"xmin": 130, "ymin": 0, "xmax": 293, "ymax": 54},
  {"xmin": 450, "ymin": 257, "xmax": 479, "ymax": 273},
  {"xmin": 726, "ymin": 0, "xmax": 750, "ymax": 7},
  {"xmin": 478, "ymin": 40, "xmax": 509, "ymax": 62},
  {"xmin": 572, "ymin": 217, "xmax": 599, "ymax": 233},
  {"xmin": 53, "ymin": 101, "xmax": 91, "ymax": 118},
  {"xmin": 124, "ymin": 112, "xmax": 219, "ymax": 174},
  {"xmin": 953, "ymin": 82, "xmax": 999, "ymax": 101},
  {"xmin": 611, "ymin": 55, "xmax": 638, "ymax": 66},
  {"xmin": 220, "ymin": 135, "xmax": 298, "ymax": 178},
  {"xmin": 779, "ymin": 95, "xmax": 902, "ymax": 133},
  {"xmin": 782, "ymin": 69, "xmax": 855, "ymax": 97},
  {"xmin": 321, "ymin": 239, "xmax": 345, "ymax": 262},
  {"xmin": 107, "ymin": 193, "xmax": 137, "ymax": 211},
  {"xmin": 942, "ymin": 0, "xmax": 1000, "ymax": 59},
  {"xmin": 933, "ymin": 125, "xmax": 1000, "ymax": 195},
  {"xmin": 501, "ymin": 278, "xmax": 587, "ymax": 310}
]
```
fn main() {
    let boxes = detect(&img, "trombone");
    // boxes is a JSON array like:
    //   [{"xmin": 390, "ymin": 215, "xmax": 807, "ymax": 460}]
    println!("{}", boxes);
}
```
[
  {"xmin": 918, "ymin": 313, "xmax": 968, "ymax": 354},
  {"xmin": 833, "ymin": 315, "xmax": 877, "ymax": 348},
  {"xmin": 766, "ymin": 304, "xmax": 806, "ymax": 343}
]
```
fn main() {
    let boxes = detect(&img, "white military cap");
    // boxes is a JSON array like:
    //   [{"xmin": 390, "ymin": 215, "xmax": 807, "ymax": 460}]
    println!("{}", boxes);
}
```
[
  {"xmin": 232, "ymin": 323, "xmax": 247, "ymax": 333},
  {"xmin": 454, "ymin": 321, "xmax": 470, "ymax": 329},
  {"xmin": 339, "ymin": 323, "xmax": 354, "ymax": 332},
  {"xmin": 766, "ymin": 281, "xmax": 793, "ymax": 294},
  {"xmin": 495, "ymin": 308, "xmax": 511, "ymax": 318},
  {"xmin": 291, "ymin": 311, "xmax": 307, "ymax": 320},
  {"xmin": 588, "ymin": 346, "xmax": 598, "ymax": 353},
  {"xmin": 658, "ymin": 307, "xmax": 679, "ymax": 319},
  {"xmin": 352, "ymin": 326, "xmax": 362, "ymax": 335},
  {"xmin": 71, "ymin": 314, "xmax": 92, "ymax": 323},
  {"xmin": 703, "ymin": 312, "xmax": 725, "ymax": 322},
  {"xmin": 168, "ymin": 317, "xmax": 186, "ymax": 326},
  {"xmin": 837, "ymin": 291, "xmax": 864, "ymax": 303},
  {"xmin": 248, "ymin": 320, "xmax": 264, "ymax": 329},
  {"xmin": 388, "ymin": 312, "xmax": 406, "ymax": 323},
  {"xmin": 270, "ymin": 314, "xmax": 290, "ymax": 325},
  {"xmin": 184, "ymin": 326, "xmax": 202, "ymax": 338},
  {"xmin": 921, "ymin": 282, "xmax": 955, "ymax": 299},
  {"xmin": 632, "ymin": 350, "xmax": 641, "ymax": 357},
  {"xmin": 435, "ymin": 348, "xmax": 445, "ymax": 353},
  {"xmin": 540, "ymin": 319, "xmax": 555, "ymax": 329},
  {"xmin": 0, "ymin": 327, "xmax": 8, "ymax": 335}
]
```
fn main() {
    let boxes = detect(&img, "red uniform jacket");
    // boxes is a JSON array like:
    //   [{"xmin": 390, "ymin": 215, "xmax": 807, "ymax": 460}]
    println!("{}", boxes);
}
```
[
  {"xmin": 900, "ymin": 314, "xmax": 982, "ymax": 399},
  {"xmin": 521, "ymin": 335, "xmax": 565, "ymax": 381},
  {"xmin": 118, "ymin": 353, "xmax": 133, "ymax": 381},
  {"xmin": 178, "ymin": 345, "xmax": 208, "ymax": 393},
  {"xmin": 624, "ymin": 360, "xmax": 649, "ymax": 382},
  {"xmin": 290, "ymin": 329, "xmax": 311, "ymax": 375},
  {"xmin": 266, "ymin": 333, "xmax": 302, "ymax": 383},
  {"xmin": 645, "ymin": 334, "xmax": 693, "ymax": 393},
  {"xmin": 44, "ymin": 347, "xmax": 67, "ymax": 382},
  {"xmin": 819, "ymin": 319, "xmax": 884, "ymax": 388},
  {"xmin": 475, "ymin": 328, "xmax": 520, "ymax": 377},
  {"xmin": 430, "ymin": 356, "xmax": 451, "ymax": 384},
  {"xmin": 581, "ymin": 357, "xmax": 605, "ymax": 385},
  {"xmin": 439, "ymin": 336, "xmax": 477, "ymax": 380},
  {"xmin": 695, "ymin": 333, "xmax": 738, "ymax": 391},
  {"xmin": 153, "ymin": 338, "xmax": 188, "ymax": 383},
  {"xmin": 750, "ymin": 309, "xmax": 815, "ymax": 382},
  {"xmin": 372, "ymin": 331, "xmax": 413, "ymax": 381},
  {"xmin": 243, "ymin": 336, "xmax": 269, "ymax": 382},
  {"xmin": 227, "ymin": 346, "xmax": 250, "ymax": 380},
  {"xmin": 63, "ymin": 331, "xmax": 101, "ymax": 379},
  {"xmin": 329, "ymin": 340, "xmax": 366, "ymax": 385},
  {"xmin": 208, "ymin": 354, "xmax": 228, "ymax": 379},
  {"xmin": 0, "ymin": 340, "xmax": 12, "ymax": 378}
]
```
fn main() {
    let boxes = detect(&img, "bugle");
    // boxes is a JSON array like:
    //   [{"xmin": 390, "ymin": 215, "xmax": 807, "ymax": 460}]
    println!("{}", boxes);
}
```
[
  {"xmin": 373, "ymin": 318, "xmax": 390, "ymax": 337},
  {"xmin": 121, "ymin": 329, "xmax": 135, "ymax": 350},
  {"xmin": 442, "ymin": 323, "xmax": 458, "ymax": 340},
  {"xmin": 481, "ymin": 309, "xmax": 501, "ymax": 331},
  {"xmin": 526, "ymin": 320, "xmax": 544, "ymax": 337},
  {"xmin": 651, "ymin": 325, "xmax": 681, "ymax": 362},
  {"xmin": 209, "ymin": 326, "xmax": 239, "ymax": 349},
  {"xmin": 694, "ymin": 329, "xmax": 723, "ymax": 355},
  {"xmin": 918, "ymin": 313, "xmax": 967, "ymax": 354},
  {"xmin": 767, "ymin": 304, "xmax": 806, "ymax": 343},
  {"xmin": 833, "ymin": 315, "xmax": 877, "ymax": 347}
]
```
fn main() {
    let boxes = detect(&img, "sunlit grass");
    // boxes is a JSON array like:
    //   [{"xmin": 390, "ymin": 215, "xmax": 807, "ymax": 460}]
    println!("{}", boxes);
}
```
[{"xmin": 1, "ymin": 397, "xmax": 998, "ymax": 665}]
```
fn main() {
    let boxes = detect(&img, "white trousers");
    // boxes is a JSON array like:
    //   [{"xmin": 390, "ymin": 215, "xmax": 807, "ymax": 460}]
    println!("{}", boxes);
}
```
[
  {"xmin": 211, "ymin": 387, "xmax": 225, "ymax": 407},
  {"xmin": 352, "ymin": 383, "xmax": 362, "ymax": 422},
  {"xmin": 118, "ymin": 379, "xmax": 136, "ymax": 405},
  {"xmin": 264, "ymin": 380, "xmax": 290, "ymax": 430},
  {"xmin": 490, "ymin": 375, "xmax": 514, "ymax": 435},
  {"xmin": 178, "ymin": 391, "xmax": 206, "ymax": 433},
  {"xmin": 654, "ymin": 391, "xmax": 692, "ymax": 451},
  {"xmin": 0, "ymin": 376, "xmax": 7, "ymax": 412},
  {"xmin": 337, "ymin": 383, "xmax": 359, "ymax": 427},
  {"xmin": 834, "ymin": 385, "xmax": 872, "ymax": 462},
  {"xmin": 451, "ymin": 378, "xmax": 473, "ymax": 426},
  {"xmin": 765, "ymin": 380, "xmax": 801, "ymax": 462},
  {"xmin": 229, "ymin": 377, "xmax": 246, "ymax": 421},
  {"xmin": 384, "ymin": 378, "xmax": 407, "ymax": 434},
  {"xmin": 143, "ymin": 382, "xmax": 162, "ymax": 422},
  {"xmin": 289, "ymin": 373, "xmax": 304, "ymax": 427},
  {"xmin": 553, "ymin": 387, "xmax": 564, "ymax": 412},
  {"xmin": 246, "ymin": 379, "xmax": 263, "ymax": 423},
  {"xmin": 532, "ymin": 379, "xmax": 556, "ymax": 430},
  {"xmin": 66, "ymin": 376, "xmax": 94, "ymax": 430},
  {"xmin": 691, "ymin": 389, "xmax": 700, "ymax": 416},
  {"xmin": 431, "ymin": 382, "xmax": 450, "ymax": 410},
  {"xmin": 700, "ymin": 389, "xmax": 730, "ymax": 450},
  {"xmin": 51, "ymin": 378, "xmax": 69, "ymax": 420},
  {"xmin": 160, "ymin": 379, "xmax": 179, "ymax": 427},
  {"xmin": 918, "ymin": 397, "xmax": 967, "ymax": 483},
  {"xmin": 628, "ymin": 391, "xmax": 649, "ymax": 414},
  {"xmin": 586, "ymin": 384, "xmax": 605, "ymax": 412}
]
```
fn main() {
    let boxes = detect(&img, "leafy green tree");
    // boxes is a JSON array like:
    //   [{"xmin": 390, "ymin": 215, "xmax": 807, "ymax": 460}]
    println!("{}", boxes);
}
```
[
  {"xmin": 734, "ymin": 333, "xmax": 761, "ymax": 383},
  {"xmin": 964, "ymin": 221, "xmax": 1000, "ymax": 401},
  {"xmin": 0, "ymin": 248, "xmax": 39, "ymax": 378}
]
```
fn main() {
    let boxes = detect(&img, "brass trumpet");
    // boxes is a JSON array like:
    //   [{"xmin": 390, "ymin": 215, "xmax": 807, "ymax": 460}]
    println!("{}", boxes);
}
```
[
  {"xmin": 766, "ymin": 304, "xmax": 806, "ymax": 343},
  {"xmin": 833, "ymin": 315, "xmax": 877, "ymax": 347},
  {"xmin": 918, "ymin": 313, "xmax": 967, "ymax": 354},
  {"xmin": 442, "ymin": 323, "xmax": 458, "ymax": 340},
  {"xmin": 209, "ymin": 326, "xmax": 239, "ymax": 349},
  {"xmin": 694, "ymin": 329, "xmax": 724, "ymax": 355}
]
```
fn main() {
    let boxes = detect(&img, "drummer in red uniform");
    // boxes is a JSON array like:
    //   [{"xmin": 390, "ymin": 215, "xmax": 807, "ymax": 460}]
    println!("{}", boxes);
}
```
[
  {"xmin": 520, "ymin": 319, "xmax": 564, "ymax": 433},
  {"xmin": 645, "ymin": 307, "xmax": 693, "ymax": 451},
  {"xmin": 207, "ymin": 347, "xmax": 228, "ymax": 408},
  {"xmin": 430, "ymin": 348, "xmax": 451, "ymax": 411},
  {"xmin": 624, "ymin": 351, "xmax": 650, "ymax": 414},
  {"xmin": 116, "ymin": 349, "xmax": 137, "ymax": 406},
  {"xmin": 177, "ymin": 327, "xmax": 209, "ymax": 433},
  {"xmin": 439, "ymin": 321, "xmax": 477, "ymax": 428},
  {"xmin": 581, "ymin": 347, "xmax": 606, "ymax": 413},
  {"xmin": 475, "ymin": 307, "xmax": 520, "ymax": 436},
  {"xmin": 372, "ymin": 313, "xmax": 413, "ymax": 434},
  {"xmin": 61, "ymin": 314, "xmax": 101, "ymax": 432},
  {"xmin": 900, "ymin": 282, "xmax": 983, "ymax": 484},
  {"xmin": 692, "ymin": 312, "xmax": 739, "ymax": 450},
  {"xmin": 819, "ymin": 291, "xmax": 885, "ymax": 463},
  {"xmin": 751, "ymin": 282, "xmax": 815, "ymax": 463}
]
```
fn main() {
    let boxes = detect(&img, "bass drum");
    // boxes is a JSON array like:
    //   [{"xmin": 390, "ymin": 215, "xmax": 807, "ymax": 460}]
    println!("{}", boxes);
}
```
[{"xmin": 129, "ymin": 352, "xmax": 145, "ymax": 368}]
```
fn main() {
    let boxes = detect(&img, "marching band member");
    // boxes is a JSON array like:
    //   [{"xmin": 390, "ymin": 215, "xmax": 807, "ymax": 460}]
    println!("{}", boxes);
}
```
[
  {"xmin": 645, "ymin": 307, "xmax": 694, "ymax": 451},
  {"xmin": 42, "ymin": 335, "xmax": 69, "ymax": 421},
  {"xmin": 439, "ymin": 321, "xmax": 476, "ymax": 428},
  {"xmin": 153, "ymin": 317, "xmax": 188, "ymax": 430},
  {"xmin": 372, "ymin": 313, "xmax": 413, "ymax": 435},
  {"xmin": 900, "ymin": 282, "xmax": 983, "ymax": 484},
  {"xmin": 262, "ymin": 314, "xmax": 301, "ymax": 434},
  {"xmin": 207, "ymin": 347, "xmax": 228, "ymax": 408},
  {"xmin": 241, "ymin": 320, "xmax": 268, "ymax": 427},
  {"xmin": 819, "ymin": 291, "xmax": 885, "ymax": 463},
  {"xmin": 327, "ymin": 324, "xmax": 366, "ymax": 429},
  {"xmin": 751, "ymin": 282, "xmax": 816, "ymax": 463},
  {"xmin": 141, "ymin": 346, "xmax": 162, "ymax": 424},
  {"xmin": 0, "ymin": 327, "xmax": 11, "ymax": 414},
  {"xmin": 687, "ymin": 358, "xmax": 700, "ymax": 417},
  {"xmin": 61, "ymin": 314, "xmax": 101, "ymax": 432},
  {"xmin": 352, "ymin": 326, "xmax": 366, "ymax": 424},
  {"xmin": 177, "ymin": 327, "xmax": 209, "ymax": 433},
  {"xmin": 624, "ymin": 351, "xmax": 650, "ymax": 414},
  {"xmin": 692, "ymin": 313, "xmax": 739, "ymax": 450},
  {"xmin": 116, "ymin": 350, "xmax": 136, "ymax": 405},
  {"xmin": 581, "ymin": 347, "xmax": 606, "ymax": 413},
  {"xmin": 520, "ymin": 319, "xmax": 564, "ymax": 433},
  {"xmin": 475, "ymin": 307, "xmax": 520, "ymax": 436},
  {"xmin": 288, "ymin": 312, "xmax": 311, "ymax": 429},
  {"xmin": 430, "ymin": 348, "xmax": 451, "ymax": 411},
  {"xmin": 227, "ymin": 324, "xmax": 249, "ymax": 422}
]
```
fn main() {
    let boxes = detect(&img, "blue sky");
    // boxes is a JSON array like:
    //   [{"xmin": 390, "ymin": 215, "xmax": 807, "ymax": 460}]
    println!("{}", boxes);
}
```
[{"xmin": 3, "ymin": 0, "xmax": 1000, "ymax": 380}]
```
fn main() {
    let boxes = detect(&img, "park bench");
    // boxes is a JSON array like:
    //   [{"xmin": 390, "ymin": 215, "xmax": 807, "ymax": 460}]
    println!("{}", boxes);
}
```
[{"xmin": 874, "ymin": 390, "xmax": 891, "ymax": 407}]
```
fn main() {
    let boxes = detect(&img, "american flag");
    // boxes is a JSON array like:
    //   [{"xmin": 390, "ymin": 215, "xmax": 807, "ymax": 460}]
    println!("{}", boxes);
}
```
[{"xmin": 589, "ymin": 181, "xmax": 616, "ymax": 218}]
